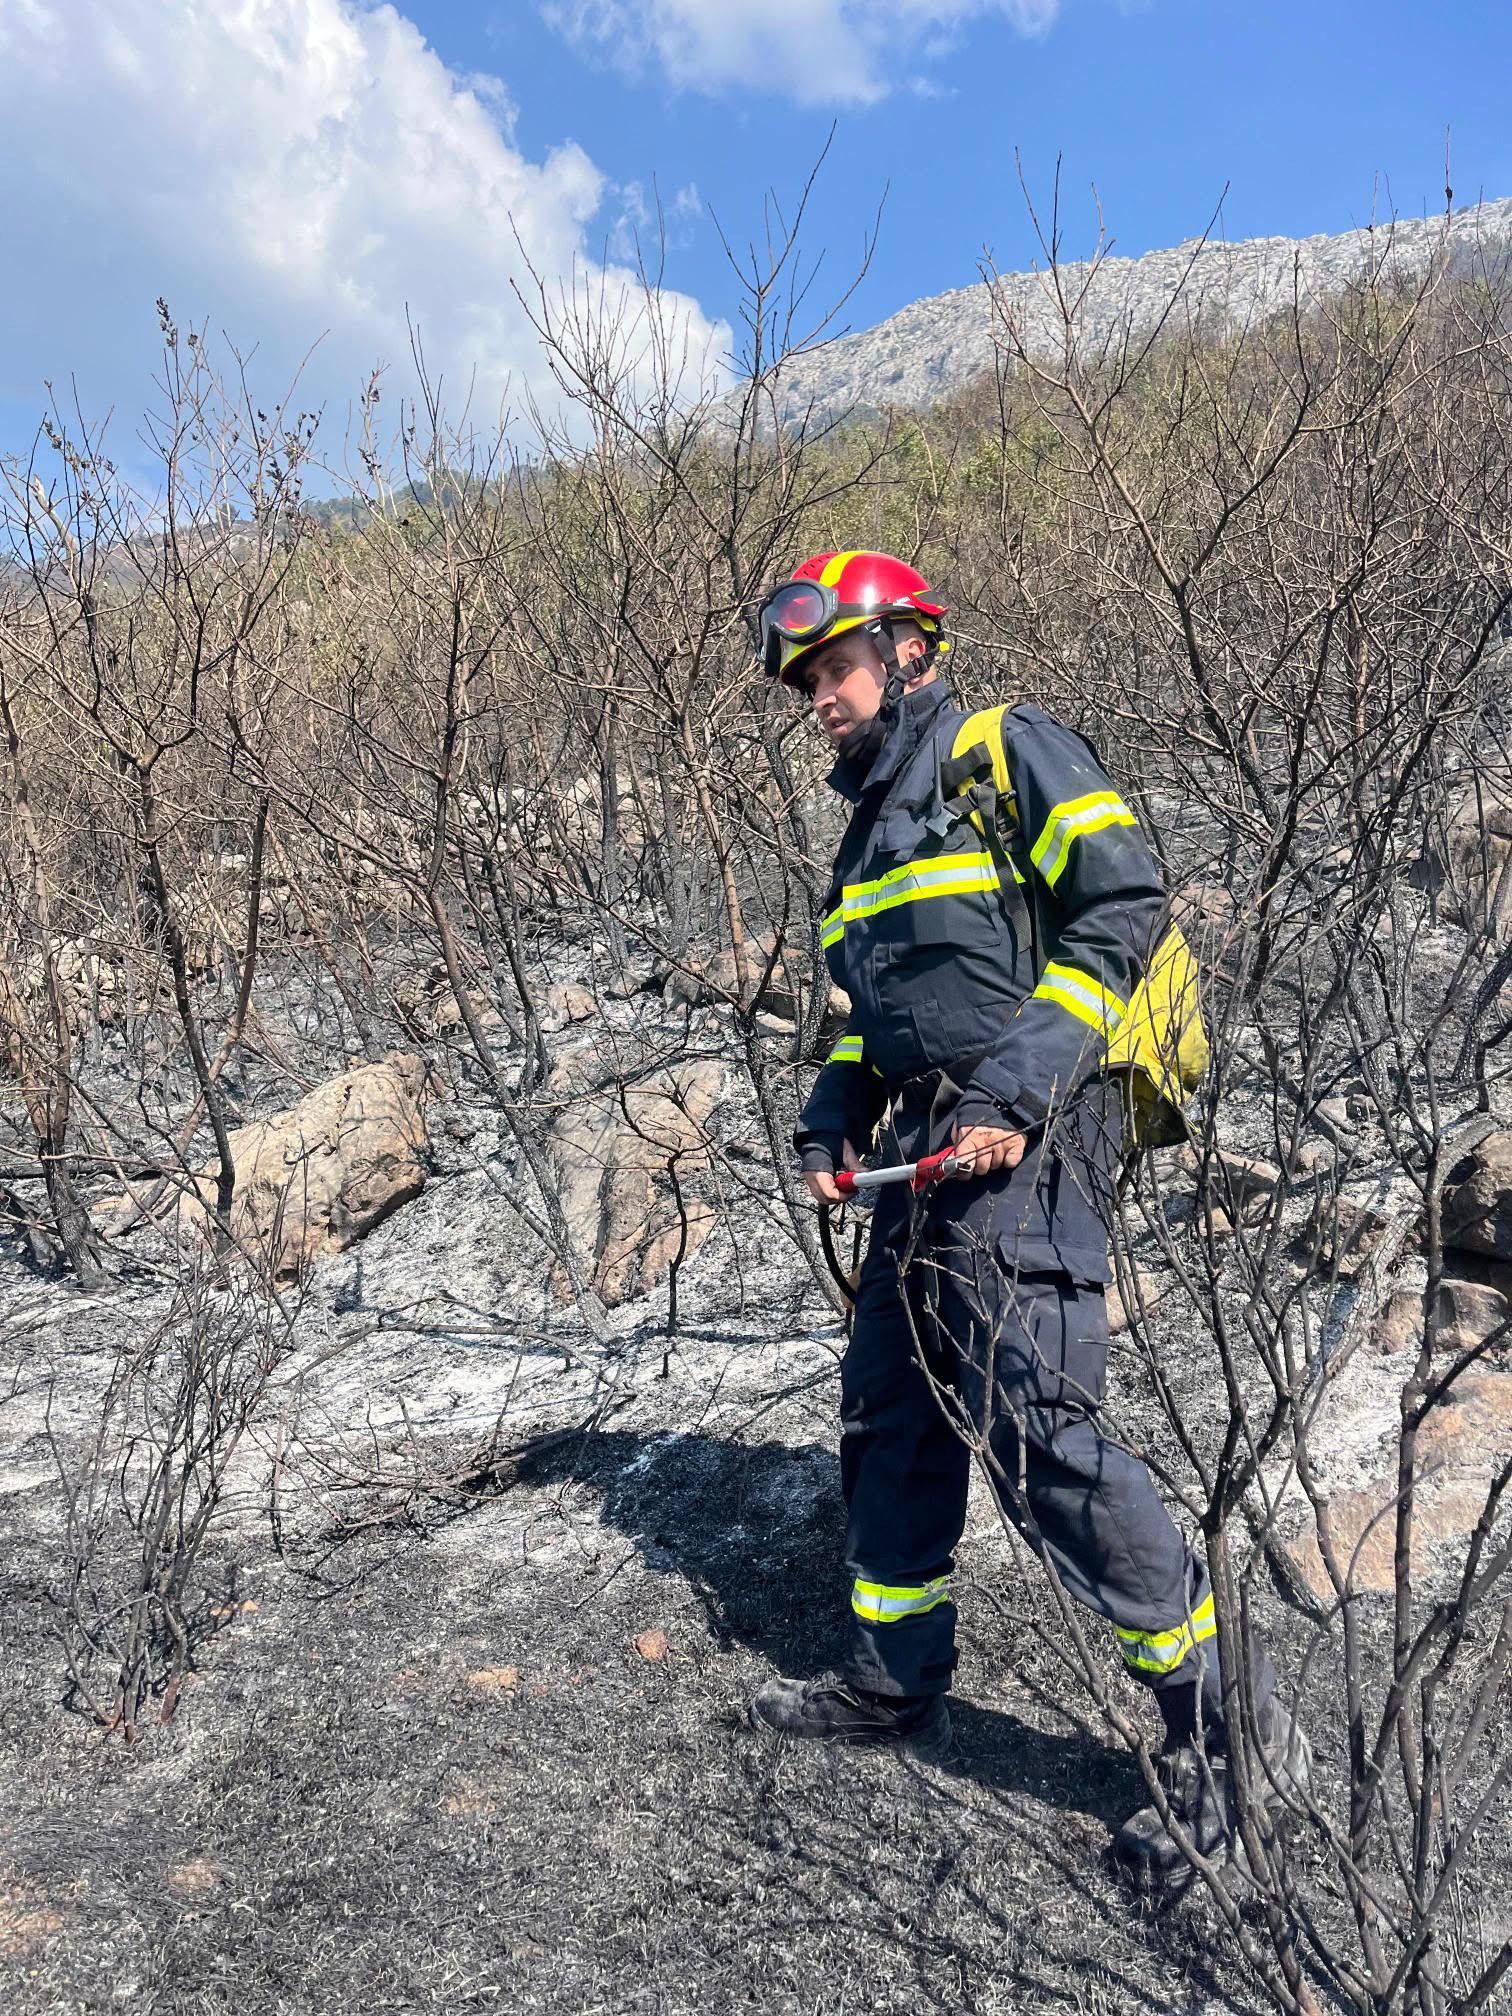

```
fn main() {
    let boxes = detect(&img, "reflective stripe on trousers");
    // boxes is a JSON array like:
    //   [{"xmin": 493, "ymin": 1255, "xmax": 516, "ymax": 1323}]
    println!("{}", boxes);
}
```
[
  {"xmin": 851, "ymin": 1576, "xmax": 951, "ymax": 1625},
  {"xmin": 1114, "ymin": 1592, "xmax": 1217, "ymax": 1675}
]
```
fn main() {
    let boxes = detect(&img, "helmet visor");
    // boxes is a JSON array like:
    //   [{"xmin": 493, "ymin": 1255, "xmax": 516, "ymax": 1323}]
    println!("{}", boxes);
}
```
[{"xmin": 756, "ymin": 579, "xmax": 839, "ymax": 678}]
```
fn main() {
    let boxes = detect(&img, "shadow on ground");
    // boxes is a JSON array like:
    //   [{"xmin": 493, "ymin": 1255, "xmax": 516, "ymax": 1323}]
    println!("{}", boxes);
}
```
[
  {"xmin": 1, "ymin": 1407, "xmax": 1265, "ymax": 2016},
  {"xmin": 516, "ymin": 1423, "xmax": 1153, "ymax": 1832}
]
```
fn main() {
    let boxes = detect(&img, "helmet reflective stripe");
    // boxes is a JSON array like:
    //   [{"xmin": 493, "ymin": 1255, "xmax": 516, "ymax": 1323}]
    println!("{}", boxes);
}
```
[
  {"xmin": 818, "ymin": 549, "xmax": 864, "ymax": 588},
  {"xmin": 762, "ymin": 549, "xmax": 947, "ymax": 686}
]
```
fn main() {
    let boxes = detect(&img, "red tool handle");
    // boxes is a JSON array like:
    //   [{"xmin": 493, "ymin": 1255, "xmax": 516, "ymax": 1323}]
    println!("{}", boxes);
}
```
[
  {"xmin": 909, "ymin": 1147, "xmax": 958, "ymax": 1189},
  {"xmin": 832, "ymin": 1146, "xmax": 958, "ymax": 1198}
]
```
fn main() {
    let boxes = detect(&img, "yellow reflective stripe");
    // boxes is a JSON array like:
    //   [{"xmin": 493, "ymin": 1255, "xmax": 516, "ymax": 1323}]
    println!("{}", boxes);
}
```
[
  {"xmin": 848, "ymin": 868, "xmax": 999, "ymax": 920},
  {"xmin": 824, "ymin": 852, "xmax": 1000, "ymax": 946},
  {"xmin": 841, "ymin": 852, "xmax": 998, "ymax": 920},
  {"xmin": 1115, "ymin": 1594, "xmax": 1217, "ymax": 1674},
  {"xmin": 1030, "ymin": 792, "xmax": 1137, "ymax": 890},
  {"xmin": 1033, "ymin": 960, "xmax": 1128, "ymax": 1038},
  {"xmin": 819, "ymin": 549, "xmax": 863, "ymax": 588},
  {"xmin": 851, "ymin": 1576, "xmax": 951, "ymax": 1624},
  {"xmin": 828, "ymin": 1035, "xmax": 864, "ymax": 1065}
]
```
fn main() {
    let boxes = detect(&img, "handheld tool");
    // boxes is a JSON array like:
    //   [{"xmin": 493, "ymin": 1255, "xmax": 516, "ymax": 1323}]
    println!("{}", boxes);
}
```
[{"xmin": 833, "ymin": 1147, "xmax": 959, "ymax": 1197}]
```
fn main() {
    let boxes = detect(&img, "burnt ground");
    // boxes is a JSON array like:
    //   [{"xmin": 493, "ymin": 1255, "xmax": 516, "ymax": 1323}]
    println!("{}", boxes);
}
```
[
  {"xmin": 2, "ymin": 1250, "xmax": 1509, "ymax": 2016},
  {"xmin": 1, "ymin": 1380, "xmax": 1271, "ymax": 2016},
  {"xmin": 1, "ymin": 947, "xmax": 1509, "ymax": 2015}
]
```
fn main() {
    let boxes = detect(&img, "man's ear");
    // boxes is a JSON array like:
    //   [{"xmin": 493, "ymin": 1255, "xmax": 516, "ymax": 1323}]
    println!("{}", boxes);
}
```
[{"xmin": 900, "ymin": 632, "xmax": 930, "ymax": 684}]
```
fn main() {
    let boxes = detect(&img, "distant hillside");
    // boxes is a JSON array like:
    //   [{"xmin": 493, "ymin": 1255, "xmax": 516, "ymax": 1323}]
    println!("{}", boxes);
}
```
[{"xmin": 777, "ymin": 198, "xmax": 1512, "ymax": 417}]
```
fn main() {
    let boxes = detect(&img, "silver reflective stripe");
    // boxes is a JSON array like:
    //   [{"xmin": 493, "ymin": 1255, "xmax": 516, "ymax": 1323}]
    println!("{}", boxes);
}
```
[{"xmin": 851, "ymin": 1576, "xmax": 951, "ymax": 1624}]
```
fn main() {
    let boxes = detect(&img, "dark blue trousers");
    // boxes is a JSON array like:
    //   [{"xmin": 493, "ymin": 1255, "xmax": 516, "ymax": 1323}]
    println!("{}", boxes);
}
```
[{"xmin": 837, "ymin": 1174, "xmax": 1265, "ymax": 1736}]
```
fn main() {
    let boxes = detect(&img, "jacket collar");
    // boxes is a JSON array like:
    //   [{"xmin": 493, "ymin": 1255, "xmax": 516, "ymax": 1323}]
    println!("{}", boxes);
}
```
[{"xmin": 826, "ymin": 678, "xmax": 952, "ymax": 805}]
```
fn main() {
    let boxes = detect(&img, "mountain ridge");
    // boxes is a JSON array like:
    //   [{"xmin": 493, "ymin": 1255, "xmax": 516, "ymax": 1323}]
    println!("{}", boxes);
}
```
[{"xmin": 775, "ymin": 197, "xmax": 1512, "ymax": 417}]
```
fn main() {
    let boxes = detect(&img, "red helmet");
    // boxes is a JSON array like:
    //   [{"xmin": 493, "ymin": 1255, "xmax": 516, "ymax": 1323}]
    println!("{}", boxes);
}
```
[{"xmin": 757, "ymin": 550, "xmax": 947, "ymax": 687}]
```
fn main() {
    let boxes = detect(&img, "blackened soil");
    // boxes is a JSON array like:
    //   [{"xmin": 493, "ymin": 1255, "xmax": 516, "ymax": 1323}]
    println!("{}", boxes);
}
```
[{"xmin": 0, "ymin": 1402, "xmax": 1277, "ymax": 2016}]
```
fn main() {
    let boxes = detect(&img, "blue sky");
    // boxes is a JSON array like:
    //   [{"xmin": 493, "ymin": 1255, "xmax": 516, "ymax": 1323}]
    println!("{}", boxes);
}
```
[
  {"xmin": 1, "ymin": 0, "xmax": 1508, "ymax": 478},
  {"xmin": 492, "ymin": 0, "xmax": 1512, "ymax": 331}
]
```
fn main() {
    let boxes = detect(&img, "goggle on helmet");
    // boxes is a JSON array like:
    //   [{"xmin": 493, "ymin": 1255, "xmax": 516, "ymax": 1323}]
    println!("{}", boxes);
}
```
[{"xmin": 756, "ymin": 550, "xmax": 947, "ymax": 689}]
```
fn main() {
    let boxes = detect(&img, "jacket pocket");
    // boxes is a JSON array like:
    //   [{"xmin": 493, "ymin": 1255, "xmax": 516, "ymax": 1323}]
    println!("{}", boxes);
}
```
[{"xmin": 872, "ymin": 825, "xmax": 1000, "ymax": 955}]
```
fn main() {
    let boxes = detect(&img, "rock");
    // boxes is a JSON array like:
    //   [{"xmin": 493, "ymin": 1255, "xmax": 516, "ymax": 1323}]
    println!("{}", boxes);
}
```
[
  {"xmin": 0, "ymin": 937, "xmax": 125, "ymax": 1057},
  {"xmin": 465, "ymin": 1667, "xmax": 519, "ymax": 1694},
  {"xmin": 165, "ymin": 1859, "xmax": 221, "ymax": 1901},
  {"xmin": 1374, "ymin": 1275, "xmax": 1511, "ymax": 1358},
  {"xmin": 542, "ymin": 981, "xmax": 596, "ymax": 1028},
  {"xmin": 1425, "ymin": 784, "xmax": 1512, "ymax": 938},
  {"xmin": 1373, "ymin": 1289, "xmax": 1421, "ymax": 1355},
  {"xmin": 1443, "ymin": 1130, "xmax": 1512, "ymax": 1261},
  {"xmin": 1179, "ymin": 1144, "xmax": 1281, "ymax": 1223},
  {"xmin": 432, "ymin": 993, "xmax": 506, "ymax": 1037},
  {"xmin": 1171, "ymin": 882, "xmax": 1237, "ymax": 937},
  {"xmin": 661, "ymin": 952, "xmax": 736, "ymax": 1010},
  {"xmin": 819, "ymin": 982, "xmax": 853, "ymax": 1043},
  {"xmin": 1437, "ymin": 1275, "xmax": 1512, "ymax": 1351},
  {"xmin": 634, "ymin": 1629, "xmax": 670, "ymax": 1662},
  {"xmin": 177, "ymin": 1054, "xmax": 431, "ymax": 1276},
  {"xmin": 547, "ymin": 1057, "xmax": 725, "ymax": 1307},
  {"xmin": 1282, "ymin": 1369, "xmax": 1512, "ymax": 1597},
  {"xmin": 1305, "ymin": 1194, "xmax": 1402, "ymax": 1278},
  {"xmin": 656, "ymin": 936, "xmax": 807, "ymax": 1021},
  {"xmin": 1295, "ymin": 1140, "xmax": 1337, "ymax": 1177},
  {"xmin": 1106, "ymin": 1267, "xmax": 1170, "ymax": 1335}
]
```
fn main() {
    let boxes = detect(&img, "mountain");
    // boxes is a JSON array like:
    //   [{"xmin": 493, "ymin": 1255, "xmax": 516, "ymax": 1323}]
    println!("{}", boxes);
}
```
[{"xmin": 776, "ymin": 198, "xmax": 1512, "ymax": 418}]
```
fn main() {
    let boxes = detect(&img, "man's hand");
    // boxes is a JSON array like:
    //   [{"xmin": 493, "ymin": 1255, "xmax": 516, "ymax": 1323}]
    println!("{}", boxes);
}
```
[
  {"xmin": 804, "ymin": 1140, "xmax": 860, "ymax": 1205},
  {"xmin": 949, "ymin": 1120, "xmax": 1026, "ymax": 1179}
]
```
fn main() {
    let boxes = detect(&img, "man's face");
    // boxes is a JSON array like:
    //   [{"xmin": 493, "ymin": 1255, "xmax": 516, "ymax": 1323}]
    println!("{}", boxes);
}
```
[
  {"xmin": 797, "ymin": 628, "xmax": 933, "ymax": 747},
  {"xmin": 799, "ymin": 630, "xmax": 887, "ymax": 748}
]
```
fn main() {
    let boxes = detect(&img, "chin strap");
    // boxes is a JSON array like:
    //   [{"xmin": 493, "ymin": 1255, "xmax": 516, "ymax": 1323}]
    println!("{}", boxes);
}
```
[{"xmin": 866, "ymin": 616, "xmax": 946, "ymax": 716}]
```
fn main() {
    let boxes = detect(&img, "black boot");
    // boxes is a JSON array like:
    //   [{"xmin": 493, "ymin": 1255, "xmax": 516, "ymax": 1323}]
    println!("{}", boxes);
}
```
[
  {"xmin": 1111, "ymin": 1696, "xmax": 1312, "ymax": 1902},
  {"xmin": 748, "ymin": 1675, "xmax": 951, "ymax": 1755}
]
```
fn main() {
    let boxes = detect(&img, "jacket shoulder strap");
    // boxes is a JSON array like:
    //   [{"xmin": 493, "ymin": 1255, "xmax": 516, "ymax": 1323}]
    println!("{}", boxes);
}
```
[
  {"xmin": 948, "ymin": 704, "xmax": 1013, "ymax": 800},
  {"xmin": 944, "ymin": 703, "xmax": 1042, "ymax": 965}
]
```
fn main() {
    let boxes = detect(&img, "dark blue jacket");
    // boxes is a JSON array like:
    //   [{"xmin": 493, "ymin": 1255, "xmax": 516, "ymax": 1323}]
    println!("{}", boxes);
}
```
[{"xmin": 794, "ymin": 678, "xmax": 1166, "ymax": 1279}]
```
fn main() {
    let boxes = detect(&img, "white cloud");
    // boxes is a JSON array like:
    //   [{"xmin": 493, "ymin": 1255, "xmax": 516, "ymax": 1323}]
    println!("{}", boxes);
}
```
[
  {"xmin": 607, "ymin": 177, "xmax": 704, "ymax": 262},
  {"xmin": 544, "ymin": 0, "xmax": 1061, "ymax": 106},
  {"xmin": 0, "ymin": 0, "xmax": 729, "ymax": 461}
]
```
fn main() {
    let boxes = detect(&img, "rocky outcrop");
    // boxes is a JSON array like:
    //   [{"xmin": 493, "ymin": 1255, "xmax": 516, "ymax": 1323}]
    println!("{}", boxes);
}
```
[
  {"xmin": 1443, "ymin": 1129, "xmax": 1512, "ymax": 1262},
  {"xmin": 542, "ymin": 981, "xmax": 596, "ymax": 1028},
  {"xmin": 1373, "ymin": 1274, "xmax": 1512, "ymax": 1359},
  {"xmin": 1282, "ymin": 1370, "xmax": 1512, "ymax": 1598},
  {"xmin": 1106, "ymin": 1266, "xmax": 1171, "ymax": 1336},
  {"xmin": 0, "ymin": 938, "xmax": 124, "ymax": 1063},
  {"xmin": 654, "ymin": 935, "xmax": 801, "ymax": 1019},
  {"xmin": 547, "ymin": 1056, "xmax": 725, "ymax": 1307},
  {"xmin": 1177, "ymin": 1143, "xmax": 1282, "ymax": 1225},
  {"xmin": 180, "ymin": 1054, "xmax": 432, "ymax": 1275},
  {"xmin": 1306, "ymin": 1193, "xmax": 1402, "ymax": 1279},
  {"xmin": 768, "ymin": 201, "xmax": 1512, "ymax": 422},
  {"xmin": 1426, "ymin": 785, "xmax": 1512, "ymax": 940}
]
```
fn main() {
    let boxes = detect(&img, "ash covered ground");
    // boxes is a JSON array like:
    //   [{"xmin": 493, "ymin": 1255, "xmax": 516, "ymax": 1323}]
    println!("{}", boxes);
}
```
[{"xmin": 1, "ymin": 940, "xmax": 1507, "ymax": 2016}]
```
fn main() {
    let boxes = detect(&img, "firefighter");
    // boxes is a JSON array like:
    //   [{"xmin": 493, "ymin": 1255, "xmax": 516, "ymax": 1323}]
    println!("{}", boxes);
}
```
[{"xmin": 746, "ymin": 550, "xmax": 1310, "ymax": 1897}]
